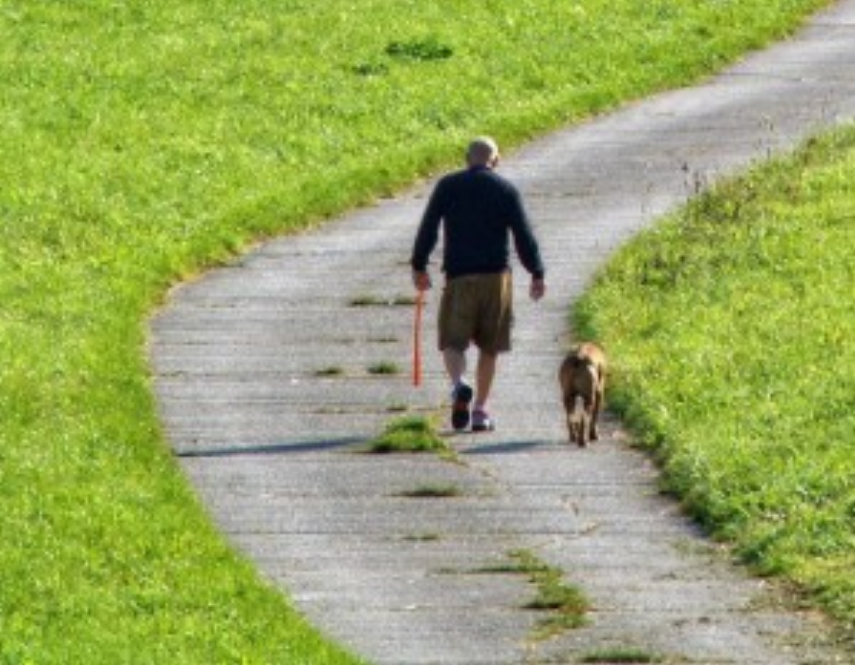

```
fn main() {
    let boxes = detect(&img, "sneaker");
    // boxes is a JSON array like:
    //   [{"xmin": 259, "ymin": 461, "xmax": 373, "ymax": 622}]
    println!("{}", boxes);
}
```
[
  {"xmin": 471, "ymin": 409, "xmax": 495, "ymax": 432},
  {"xmin": 450, "ymin": 381, "xmax": 473, "ymax": 431}
]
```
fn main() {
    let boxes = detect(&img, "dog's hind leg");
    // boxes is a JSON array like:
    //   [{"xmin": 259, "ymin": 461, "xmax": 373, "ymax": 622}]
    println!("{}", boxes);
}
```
[
  {"xmin": 563, "ymin": 393, "xmax": 577, "ymax": 444},
  {"xmin": 589, "ymin": 388, "xmax": 602, "ymax": 442},
  {"xmin": 579, "ymin": 398, "xmax": 593, "ymax": 447}
]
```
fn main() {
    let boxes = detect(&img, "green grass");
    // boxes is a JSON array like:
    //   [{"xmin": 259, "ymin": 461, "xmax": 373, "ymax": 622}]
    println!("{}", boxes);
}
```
[
  {"xmin": 396, "ymin": 484, "xmax": 462, "ymax": 499},
  {"xmin": 0, "ymin": 0, "xmax": 832, "ymax": 660},
  {"xmin": 402, "ymin": 533, "xmax": 442, "ymax": 542},
  {"xmin": 580, "ymin": 648, "xmax": 664, "ymax": 664},
  {"xmin": 349, "ymin": 294, "xmax": 386, "ymax": 307},
  {"xmin": 315, "ymin": 365, "xmax": 345, "ymax": 377},
  {"xmin": 367, "ymin": 415, "xmax": 449, "ymax": 455},
  {"xmin": 484, "ymin": 549, "xmax": 590, "ymax": 639},
  {"xmin": 367, "ymin": 360, "xmax": 400, "ymax": 375},
  {"xmin": 576, "ymin": 127, "xmax": 855, "ymax": 632},
  {"xmin": 349, "ymin": 294, "xmax": 416, "ymax": 307}
]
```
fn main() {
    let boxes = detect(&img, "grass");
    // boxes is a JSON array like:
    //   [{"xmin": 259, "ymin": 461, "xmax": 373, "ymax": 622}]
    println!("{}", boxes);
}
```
[
  {"xmin": 314, "ymin": 365, "xmax": 345, "ymax": 377},
  {"xmin": 580, "ymin": 648, "xmax": 664, "ymax": 664},
  {"xmin": 349, "ymin": 294, "xmax": 386, "ymax": 307},
  {"xmin": 395, "ymin": 484, "xmax": 462, "ymax": 499},
  {"xmin": 370, "ymin": 335, "xmax": 399, "ymax": 344},
  {"xmin": 402, "ymin": 533, "xmax": 442, "ymax": 542},
  {"xmin": 349, "ymin": 294, "xmax": 416, "ymax": 307},
  {"xmin": 0, "ymin": 0, "xmax": 832, "ymax": 660},
  {"xmin": 575, "ymin": 127, "xmax": 855, "ymax": 633},
  {"xmin": 453, "ymin": 550, "xmax": 589, "ymax": 640},
  {"xmin": 486, "ymin": 549, "xmax": 590, "ymax": 639},
  {"xmin": 367, "ymin": 360, "xmax": 400, "ymax": 375},
  {"xmin": 367, "ymin": 415, "xmax": 450, "ymax": 455}
]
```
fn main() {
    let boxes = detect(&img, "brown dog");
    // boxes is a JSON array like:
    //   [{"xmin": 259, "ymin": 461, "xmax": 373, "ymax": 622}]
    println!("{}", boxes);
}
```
[{"xmin": 558, "ymin": 342, "xmax": 606, "ymax": 447}]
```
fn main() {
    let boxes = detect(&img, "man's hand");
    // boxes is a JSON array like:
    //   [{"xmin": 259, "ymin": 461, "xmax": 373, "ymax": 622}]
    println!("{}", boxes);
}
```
[
  {"xmin": 530, "ymin": 277, "xmax": 545, "ymax": 301},
  {"xmin": 413, "ymin": 270, "xmax": 432, "ymax": 292}
]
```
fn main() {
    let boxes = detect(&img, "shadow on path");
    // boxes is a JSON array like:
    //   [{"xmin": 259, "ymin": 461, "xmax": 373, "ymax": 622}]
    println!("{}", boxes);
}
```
[{"xmin": 174, "ymin": 437, "xmax": 366, "ymax": 458}]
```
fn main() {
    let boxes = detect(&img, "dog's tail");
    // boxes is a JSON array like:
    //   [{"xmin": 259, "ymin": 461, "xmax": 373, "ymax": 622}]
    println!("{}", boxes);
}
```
[
  {"xmin": 567, "ymin": 353, "xmax": 599, "ymax": 378},
  {"xmin": 570, "ymin": 394, "xmax": 586, "ymax": 415},
  {"xmin": 571, "ymin": 344, "xmax": 604, "ymax": 382}
]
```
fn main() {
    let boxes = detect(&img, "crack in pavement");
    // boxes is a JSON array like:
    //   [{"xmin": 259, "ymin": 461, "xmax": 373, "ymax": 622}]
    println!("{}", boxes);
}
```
[{"xmin": 151, "ymin": 3, "xmax": 855, "ymax": 664}]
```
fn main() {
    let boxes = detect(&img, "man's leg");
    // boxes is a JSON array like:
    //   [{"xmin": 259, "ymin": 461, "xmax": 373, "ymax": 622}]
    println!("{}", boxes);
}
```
[
  {"xmin": 470, "ymin": 349, "xmax": 498, "ymax": 432},
  {"xmin": 442, "ymin": 348, "xmax": 467, "ymax": 386},
  {"xmin": 469, "ymin": 272, "xmax": 510, "ymax": 432},
  {"xmin": 443, "ymin": 347, "xmax": 473, "ymax": 431},
  {"xmin": 474, "ymin": 350, "xmax": 497, "ymax": 411}
]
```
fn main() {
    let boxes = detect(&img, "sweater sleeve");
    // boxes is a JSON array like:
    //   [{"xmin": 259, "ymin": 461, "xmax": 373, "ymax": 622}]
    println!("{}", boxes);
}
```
[
  {"xmin": 507, "ymin": 188, "xmax": 545, "ymax": 279},
  {"xmin": 410, "ymin": 180, "xmax": 445, "ymax": 272}
]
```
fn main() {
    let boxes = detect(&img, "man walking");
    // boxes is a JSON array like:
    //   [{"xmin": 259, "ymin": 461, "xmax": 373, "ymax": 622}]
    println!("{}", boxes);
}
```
[{"xmin": 410, "ymin": 137, "xmax": 546, "ymax": 432}]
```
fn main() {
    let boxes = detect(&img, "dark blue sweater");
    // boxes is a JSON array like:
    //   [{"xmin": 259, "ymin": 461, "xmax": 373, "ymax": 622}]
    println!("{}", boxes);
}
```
[{"xmin": 410, "ymin": 166, "xmax": 545, "ymax": 280}]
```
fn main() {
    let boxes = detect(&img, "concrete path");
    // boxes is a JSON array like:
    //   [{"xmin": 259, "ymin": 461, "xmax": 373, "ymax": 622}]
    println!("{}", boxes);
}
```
[{"xmin": 150, "ymin": 4, "xmax": 855, "ymax": 664}]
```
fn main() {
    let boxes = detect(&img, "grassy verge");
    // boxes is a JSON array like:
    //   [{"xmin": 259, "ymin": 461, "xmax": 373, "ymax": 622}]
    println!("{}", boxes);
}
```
[
  {"xmin": 0, "ymin": 0, "xmax": 831, "ymax": 660},
  {"xmin": 576, "ymin": 127, "xmax": 855, "ymax": 632}
]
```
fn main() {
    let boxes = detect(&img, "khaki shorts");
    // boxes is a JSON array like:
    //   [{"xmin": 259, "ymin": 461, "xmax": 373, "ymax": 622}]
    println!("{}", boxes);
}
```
[{"xmin": 438, "ymin": 272, "xmax": 513, "ymax": 354}]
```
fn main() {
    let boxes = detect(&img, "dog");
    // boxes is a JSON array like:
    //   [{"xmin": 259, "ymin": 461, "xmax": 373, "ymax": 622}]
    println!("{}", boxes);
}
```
[{"xmin": 558, "ymin": 342, "xmax": 606, "ymax": 447}]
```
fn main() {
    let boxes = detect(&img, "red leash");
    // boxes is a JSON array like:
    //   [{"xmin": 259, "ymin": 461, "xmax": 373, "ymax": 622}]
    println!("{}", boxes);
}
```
[{"xmin": 413, "ymin": 290, "xmax": 424, "ymax": 387}]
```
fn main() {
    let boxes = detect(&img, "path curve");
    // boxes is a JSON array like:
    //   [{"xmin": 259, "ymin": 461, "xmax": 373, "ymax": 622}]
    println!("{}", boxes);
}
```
[{"xmin": 151, "ymin": 5, "xmax": 855, "ymax": 664}]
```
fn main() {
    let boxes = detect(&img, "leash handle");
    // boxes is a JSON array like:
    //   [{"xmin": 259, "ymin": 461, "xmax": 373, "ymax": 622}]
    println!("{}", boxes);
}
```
[{"xmin": 413, "ymin": 290, "xmax": 424, "ymax": 387}]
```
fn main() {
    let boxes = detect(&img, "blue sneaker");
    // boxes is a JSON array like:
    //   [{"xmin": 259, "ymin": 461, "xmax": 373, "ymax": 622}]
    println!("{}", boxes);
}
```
[{"xmin": 450, "ymin": 381, "xmax": 473, "ymax": 431}]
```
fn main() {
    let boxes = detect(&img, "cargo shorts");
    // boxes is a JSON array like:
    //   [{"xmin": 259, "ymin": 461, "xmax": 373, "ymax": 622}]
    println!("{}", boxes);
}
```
[{"xmin": 438, "ymin": 271, "xmax": 513, "ymax": 354}]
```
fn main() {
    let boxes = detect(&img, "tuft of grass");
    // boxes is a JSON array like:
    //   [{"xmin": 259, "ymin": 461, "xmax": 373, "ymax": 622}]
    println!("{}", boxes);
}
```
[
  {"xmin": 580, "ymin": 647, "xmax": 664, "ymax": 663},
  {"xmin": 402, "ymin": 533, "xmax": 442, "ymax": 542},
  {"xmin": 315, "ymin": 365, "xmax": 345, "ymax": 377},
  {"xmin": 576, "ymin": 127, "xmax": 855, "ymax": 632},
  {"xmin": 370, "ymin": 336, "xmax": 399, "ymax": 343},
  {"xmin": 367, "ymin": 361, "xmax": 400, "ymax": 375},
  {"xmin": 349, "ymin": 294, "xmax": 385, "ymax": 307},
  {"xmin": 367, "ymin": 415, "xmax": 449, "ymax": 455},
  {"xmin": 396, "ymin": 484, "xmax": 462, "ymax": 499},
  {"xmin": 516, "ymin": 553, "xmax": 589, "ymax": 637},
  {"xmin": 392, "ymin": 294, "xmax": 417, "ymax": 306},
  {"xmin": 349, "ymin": 294, "xmax": 416, "ymax": 307},
  {"xmin": 481, "ymin": 550, "xmax": 590, "ymax": 638}
]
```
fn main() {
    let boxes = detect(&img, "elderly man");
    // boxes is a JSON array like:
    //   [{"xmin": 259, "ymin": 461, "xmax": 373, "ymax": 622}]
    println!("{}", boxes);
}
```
[{"xmin": 410, "ymin": 137, "xmax": 546, "ymax": 432}]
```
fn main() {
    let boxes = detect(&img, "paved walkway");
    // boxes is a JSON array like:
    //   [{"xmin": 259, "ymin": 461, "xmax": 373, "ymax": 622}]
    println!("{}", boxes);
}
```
[{"xmin": 151, "ymin": 4, "xmax": 855, "ymax": 664}]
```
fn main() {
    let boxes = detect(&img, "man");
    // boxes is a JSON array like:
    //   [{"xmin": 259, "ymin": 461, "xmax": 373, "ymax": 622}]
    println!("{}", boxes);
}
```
[{"xmin": 410, "ymin": 136, "xmax": 546, "ymax": 432}]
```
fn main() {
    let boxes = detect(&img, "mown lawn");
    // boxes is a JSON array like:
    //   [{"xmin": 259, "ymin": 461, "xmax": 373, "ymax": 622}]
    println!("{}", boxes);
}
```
[
  {"xmin": 0, "ymin": 0, "xmax": 833, "ymax": 661},
  {"xmin": 576, "ymin": 127, "xmax": 855, "ymax": 633}
]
